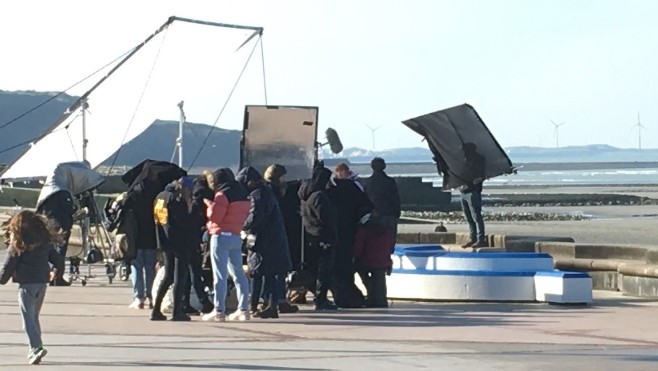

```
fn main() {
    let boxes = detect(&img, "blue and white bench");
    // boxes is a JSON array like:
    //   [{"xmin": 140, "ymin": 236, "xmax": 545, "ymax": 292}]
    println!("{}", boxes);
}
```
[{"xmin": 384, "ymin": 244, "xmax": 592, "ymax": 304}]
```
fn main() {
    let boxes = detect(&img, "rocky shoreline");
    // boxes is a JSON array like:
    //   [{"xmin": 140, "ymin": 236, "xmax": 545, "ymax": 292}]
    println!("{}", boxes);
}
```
[{"xmin": 402, "ymin": 210, "xmax": 593, "ymax": 223}]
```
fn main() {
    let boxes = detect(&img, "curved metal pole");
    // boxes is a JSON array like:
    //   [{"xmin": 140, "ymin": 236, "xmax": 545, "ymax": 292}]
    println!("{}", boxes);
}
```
[{"xmin": 1, "ymin": 16, "xmax": 264, "ymax": 179}]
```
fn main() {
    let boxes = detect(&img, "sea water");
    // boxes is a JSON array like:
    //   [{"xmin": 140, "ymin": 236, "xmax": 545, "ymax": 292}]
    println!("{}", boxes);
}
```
[{"xmin": 414, "ymin": 167, "xmax": 658, "ymax": 187}]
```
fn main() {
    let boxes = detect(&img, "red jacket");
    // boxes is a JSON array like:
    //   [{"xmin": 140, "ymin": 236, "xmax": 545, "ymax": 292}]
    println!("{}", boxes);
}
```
[
  {"xmin": 206, "ymin": 191, "xmax": 250, "ymax": 236},
  {"xmin": 353, "ymin": 223, "xmax": 394, "ymax": 270}
]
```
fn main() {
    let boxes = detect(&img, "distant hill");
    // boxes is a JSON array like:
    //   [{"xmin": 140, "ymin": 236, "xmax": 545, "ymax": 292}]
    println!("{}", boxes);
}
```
[
  {"xmin": 100, "ymin": 119, "xmax": 241, "ymax": 171},
  {"xmin": 3, "ymin": 90, "xmax": 658, "ymax": 172},
  {"xmin": 0, "ymin": 90, "xmax": 77, "ymax": 165},
  {"xmin": 324, "ymin": 144, "xmax": 658, "ymax": 164}
]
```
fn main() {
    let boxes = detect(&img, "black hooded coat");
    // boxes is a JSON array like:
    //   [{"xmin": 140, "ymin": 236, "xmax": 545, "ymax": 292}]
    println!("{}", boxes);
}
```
[
  {"xmin": 121, "ymin": 160, "xmax": 186, "ymax": 251},
  {"xmin": 327, "ymin": 177, "xmax": 373, "ymax": 307},
  {"xmin": 191, "ymin": 177, "xmax": 214, "ymax": 242},
  {"xmin": 237, "ymin": 167, "xmax": 292, "ymax": 276},
  {"xmin": 297, "ymin": 167, "xmax": 337, "ymax": 245}
]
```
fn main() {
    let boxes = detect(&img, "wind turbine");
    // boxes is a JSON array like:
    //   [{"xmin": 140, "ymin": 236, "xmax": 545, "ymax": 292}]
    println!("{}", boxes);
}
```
[
  {"xmin": 550, "ymin": 119, "xmax": 566, "ymax": 148},
  {"xmin": 365, "ymin": 123, "xmax": 381, "ymax": 151},
  {"xmin": 631, "ymin": 112, "xmax": 647, "ymax": 150}
]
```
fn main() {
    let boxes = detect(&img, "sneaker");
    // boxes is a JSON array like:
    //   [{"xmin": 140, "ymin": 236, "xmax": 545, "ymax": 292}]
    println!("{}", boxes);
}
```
[
  {"xmin": 28, "ymin": 347, "xmax": 47, "ymax": 365},
  {"xmin": 461, "ymin": 241, "xmax": 476, "ymax": 248},
  {"xmin": 278, "ymin": 302, "xmax": 299, "ymax": 314},
  {"xmin": 228, "ymin": 309, "xmax": 251, "ymax": 321},
  {"xmin": 146, "ymin": 297, "xmax": 154, "ymax": 310},
  {"xmin": 150, "ymin": 311, "xmax": 167, "ymax": 321},
  {"xmin": 472, "ymin": 241, "xmax": 488, "ymax": 248},
  {"xmin": 314, "ymin": 301, "xmax": 338, "ymax": 311},
  {"xmin": 129, "ymin": 299, "xmax": 145, "ymax": 310},
  {"xmin": 202, "ymin": 310, "xmax": 225, "ymax": 322}
]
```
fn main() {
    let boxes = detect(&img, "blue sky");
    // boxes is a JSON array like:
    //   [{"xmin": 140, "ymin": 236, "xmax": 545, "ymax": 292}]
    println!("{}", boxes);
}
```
[{"xmin": 1, "ymin": 0, "xmax": 657, "ymax": 152}]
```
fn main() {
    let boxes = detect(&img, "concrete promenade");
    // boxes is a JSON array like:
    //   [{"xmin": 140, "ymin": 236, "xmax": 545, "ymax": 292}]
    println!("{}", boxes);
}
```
[{"xmin": 1, "ymin": 264, "xmax": 658, "ymax": 370}]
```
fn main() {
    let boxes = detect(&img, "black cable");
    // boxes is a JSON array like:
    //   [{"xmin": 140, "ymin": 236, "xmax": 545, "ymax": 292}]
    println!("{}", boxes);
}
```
[
  {"xmin": 187, "ymin": 36, "xmax": 261, "ymax": 172},
  {"xmin": 0, "ymin": 48, "xmax": 135, "ymax": 132},
  {"xmin": 65, "ymin": 128, "xmax": 79, "ymax": 161},
  {"xmin": 105, "ymin": 27, "xmax": 171, "ymax": 175}
]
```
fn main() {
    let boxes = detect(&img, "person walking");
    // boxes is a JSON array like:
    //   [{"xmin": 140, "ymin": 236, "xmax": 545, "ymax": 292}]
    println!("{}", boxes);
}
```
[{"xmin": 0, "ymin": 210, "xmax": 66, "ymax": 364}]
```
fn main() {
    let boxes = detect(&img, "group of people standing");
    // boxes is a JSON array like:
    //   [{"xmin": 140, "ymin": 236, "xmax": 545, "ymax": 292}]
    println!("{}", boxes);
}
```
[
  {"xmin": 0, "ymin": 157, "xmax": 401, "ymax": 364},
  {"xmin": 128, "ymin": 157, "xmax": 401, "ymax": 321},
  {"xmin": 143, "ymin": 165, "xmax": 296, "ymax": 321},
  {"xmin": 299, "ymin": 158, "xmax": 400, "ymax": 309}
]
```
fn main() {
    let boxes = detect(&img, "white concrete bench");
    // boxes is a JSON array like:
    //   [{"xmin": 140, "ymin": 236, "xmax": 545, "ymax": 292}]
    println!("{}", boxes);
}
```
[{"xmin": 534, "ymin": 271, "xmax": 593, "ymax": 304}]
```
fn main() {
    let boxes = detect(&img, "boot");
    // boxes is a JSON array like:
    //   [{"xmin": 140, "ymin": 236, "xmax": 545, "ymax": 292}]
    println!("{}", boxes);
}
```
[
  {"xmin": 254, "ymin": 305, "xmax": 279, "ymax": 319},
  {"xmin": 150, "ymin": 310, "xmax": 167, "ymax": 321},
  {"xmin": 278, "ymin": 302, "xmax": 299, "ymax": 314}
]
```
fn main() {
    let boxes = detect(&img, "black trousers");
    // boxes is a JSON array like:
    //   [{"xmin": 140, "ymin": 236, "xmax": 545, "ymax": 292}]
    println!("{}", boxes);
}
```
[
  {"xmin": 251, "ymin": 274, "xmax": 283, "ymax": 310},
  {"xmin": 153, "ymin": 250, "xmax": 188, "ymax": 316},
  {"xmin": 182, "ymin": 247, "xmax": 210, "ymax": 308},
  {"xmin": 332, "ymin": 240, "xmax": 365, "ymax": 308},
  {"xmin": 305, "ymin": 236, "xmax": 335, "ymax": 305},
  {"xmin": 357, "ymin": 269, "xmax": 388, "ymax": 307}
]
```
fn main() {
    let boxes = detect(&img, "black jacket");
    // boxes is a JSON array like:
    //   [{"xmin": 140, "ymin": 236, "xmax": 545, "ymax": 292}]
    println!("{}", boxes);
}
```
[
  {"xmin": 238, "ymin": 167, "xmax": 292, "ymax": 276},
  {"xmin": 298, "ymin": 167, "xmax": 337, "ymax": 245},
  {"xmin": 327, "ymin": 178, "xmax": 374, "ymax": 262},
  {"xmin": 121, "ymin": 160, "xmax": 187, "ymax": 250},
  {"xmin": 36, "ymin": 190, "xmax": 74, "ymax": 232},
  {"xmin": 153, "ymin": 185, "xmax": 194, "ymax": 260},
  {"xmin": 460, "ymin": 152, "xmax": 486, "ymax": 194},
  {"xmin": 191, "ymin": 177, "xmax": 214, "ymax": 239},
  {"xmin": 364, "ymin": 170, "xmax": 401, "ymax": 218},
  {"xmin": 0, "ymin": 244, "xmax": 65, "ymax": 284}
]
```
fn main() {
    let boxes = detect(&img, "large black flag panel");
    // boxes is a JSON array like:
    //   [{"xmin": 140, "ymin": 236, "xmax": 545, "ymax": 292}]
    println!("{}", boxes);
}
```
[{"xmin": 402, "ymin": 104, "xmax": 514, "ymax": 190}]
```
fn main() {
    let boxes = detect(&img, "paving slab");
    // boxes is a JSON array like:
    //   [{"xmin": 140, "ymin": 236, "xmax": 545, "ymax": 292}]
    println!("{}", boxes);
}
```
[{"xmin": 1, "ymin": 260, "xmax": 658, "ymax": 370}]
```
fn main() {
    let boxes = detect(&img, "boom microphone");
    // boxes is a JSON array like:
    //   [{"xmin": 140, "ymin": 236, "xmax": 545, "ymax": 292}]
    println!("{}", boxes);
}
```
[{"xmin": 325, "ymin": 128, "xmax": 343, "ymax": 154}]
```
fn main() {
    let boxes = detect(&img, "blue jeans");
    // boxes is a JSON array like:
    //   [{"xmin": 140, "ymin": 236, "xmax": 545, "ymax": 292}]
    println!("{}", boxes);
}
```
[
  {"xmin": 210, "ymin": 234, "xmax": 249, "ymax": 312},
  {"xmin": 18, "ymin": 283, "xmax": 47, "ymax": 351},
  {"xmin": 461, "ymin": 191, "xmax": 485, "ymax": 243},
  {"xmin": 131, "ymin": 249, "xmax": 157, "ymax": 300}
]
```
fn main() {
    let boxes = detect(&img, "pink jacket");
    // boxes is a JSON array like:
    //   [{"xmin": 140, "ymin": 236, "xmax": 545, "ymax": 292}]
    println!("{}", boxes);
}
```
[{"xmin": 206, "ymin": 192, "xmax": 250, "ymax": 236}]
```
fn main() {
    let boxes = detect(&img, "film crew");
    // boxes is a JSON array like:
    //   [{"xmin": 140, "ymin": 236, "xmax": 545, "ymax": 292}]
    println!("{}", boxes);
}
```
[
  {"xmin": 264, "ymin": 164, "xmax": 299, "ymax": 313},
  {"xmin": 353, "ymin": 215, "xmax": 395, "ymax": 308},
  {"xmin": 363, "ymin": 157, "xmax": 401, "ymax": 242},
  {"xmin": 328, "ymin": 171, "xmax": 374, "ymax": 308},
  {"xmin": 181, "ymin": 176, "xmax": 214, "ymax": 315},
  {"xmin": 459, "ymin": 143, "xmax": 487, "ymax": 248},
  {"xmin": 201, "ymin": 168, "xmax": 251, "ymax": 322},
  {"xmin": 150, "ymin": 177, "xmax": 195, "ymax": 321},
  {"xmin": 298, "ymin": 166, "xmax": 339, "ymax": 310},
  {"xmin": 237, "ymin": 166, "xmax": 292, "ymax": 319}
]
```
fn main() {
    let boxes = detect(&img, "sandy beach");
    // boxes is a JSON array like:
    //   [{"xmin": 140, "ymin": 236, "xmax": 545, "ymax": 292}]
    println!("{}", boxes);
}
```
[{"xmin": 403, "ymin": 184, "xmax": 658, "ymax": 246}]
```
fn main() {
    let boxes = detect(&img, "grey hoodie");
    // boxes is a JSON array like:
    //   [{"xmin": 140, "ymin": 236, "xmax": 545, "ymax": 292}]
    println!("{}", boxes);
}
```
[{"xmin": 0, "ymin": 244, "xmax": 65, "ymax": 284}]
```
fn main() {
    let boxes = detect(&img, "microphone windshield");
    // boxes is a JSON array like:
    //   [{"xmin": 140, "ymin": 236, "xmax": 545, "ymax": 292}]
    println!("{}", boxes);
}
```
[{"xmin": 325, "ymin": 128, "xmax": 343, "ymax": 154}]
